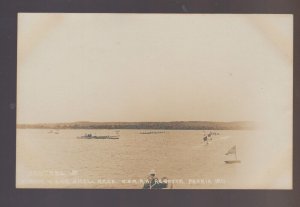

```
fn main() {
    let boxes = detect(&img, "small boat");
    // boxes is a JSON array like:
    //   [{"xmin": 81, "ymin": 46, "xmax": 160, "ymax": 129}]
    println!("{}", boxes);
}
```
[
  {"xmin": 224, "ymin": 160, "xmax": 241, "ymax": 164},
  {"xmin": 202, "ymin": 135, "xmax": 212, "ymax": 144},
  {"xmin": 224, "ymin": 145, "xmax": 241, "ymax": 164},
  {"xmin": 77, "ymin": 134, "xmax": 119, "ymax": 139},
  {"xmin": 203, "ymin": 135, "xmax": 209, "ymax": 144},
  {"xmin": 140, "ymin": 131, "xmax": 165, "ymax": 134},
  {"xmin": 142, "ymin": 170, "xmax": 173, "ymax": 189},
  {"xmin": 142, "ymin": 177, "xmax": 173, "ymax": 189}
]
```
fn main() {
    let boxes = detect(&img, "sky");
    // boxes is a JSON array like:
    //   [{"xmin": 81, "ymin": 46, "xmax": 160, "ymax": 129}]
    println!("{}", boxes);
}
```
[{"xmin": 17, "ymin": 14, "xmax": 293, "ymax": 124}]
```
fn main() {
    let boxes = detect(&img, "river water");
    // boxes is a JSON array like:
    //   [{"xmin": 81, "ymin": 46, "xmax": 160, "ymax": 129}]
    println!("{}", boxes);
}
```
[{"xmin": 16, "ymin": 129, "xmax": 292, "ymax": 189}]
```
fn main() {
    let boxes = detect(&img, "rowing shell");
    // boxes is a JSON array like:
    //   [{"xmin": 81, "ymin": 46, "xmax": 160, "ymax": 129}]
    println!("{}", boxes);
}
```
[{"xmin": 224, "ymin": 160, "xmax": 241, "ymax": 164}]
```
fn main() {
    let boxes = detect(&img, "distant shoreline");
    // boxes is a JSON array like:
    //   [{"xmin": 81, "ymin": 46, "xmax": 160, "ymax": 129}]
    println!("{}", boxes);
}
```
[{"xmin": 17, "ymin": 121, "xmax": 257, "ymax": 130}]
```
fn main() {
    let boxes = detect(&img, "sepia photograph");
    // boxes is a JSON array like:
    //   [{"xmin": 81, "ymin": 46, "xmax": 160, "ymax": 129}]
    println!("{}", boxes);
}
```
[{"xmin": 16, "ymin": 13, "xmax": 293, "ymax": 189}]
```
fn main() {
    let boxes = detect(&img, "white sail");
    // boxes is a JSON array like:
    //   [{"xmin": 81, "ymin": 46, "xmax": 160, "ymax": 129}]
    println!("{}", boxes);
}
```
[
  {"xmin": 225, "ymin": 145, "xmax": 236, "ymax": 155},
  {"xmin": 224, "ymin": 145, "xmax": 241, "ymax": 164}
]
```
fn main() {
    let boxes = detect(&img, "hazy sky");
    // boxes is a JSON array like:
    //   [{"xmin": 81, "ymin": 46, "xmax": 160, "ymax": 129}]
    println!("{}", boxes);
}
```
[{"xmin": 17, "ymin": 14, "xmax": 292, "ymax": 124}]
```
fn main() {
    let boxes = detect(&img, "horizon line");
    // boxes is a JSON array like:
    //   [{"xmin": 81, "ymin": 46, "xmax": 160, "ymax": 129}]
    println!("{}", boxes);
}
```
[{"xmin": 17, "ymin": 120, "xmax": 257, "ymax": 125}]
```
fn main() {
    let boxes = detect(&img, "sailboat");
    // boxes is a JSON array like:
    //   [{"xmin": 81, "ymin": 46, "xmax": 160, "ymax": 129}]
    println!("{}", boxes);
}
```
[
  {"xmin": 224, "ymin": 145, "xmax": 241, "ymax": 164},
  {"xmin": 203, "ymin": 135, "xmax": 209, "ymax": 145}
]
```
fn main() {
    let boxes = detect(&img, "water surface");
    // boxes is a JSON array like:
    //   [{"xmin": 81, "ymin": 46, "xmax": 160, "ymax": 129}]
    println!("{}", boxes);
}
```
[{"xmin": 16, "ymin": 129, "xmax": 291, "ymax": 189}]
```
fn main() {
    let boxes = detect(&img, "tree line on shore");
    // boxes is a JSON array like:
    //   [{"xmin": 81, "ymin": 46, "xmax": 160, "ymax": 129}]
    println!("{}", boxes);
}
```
[{"xmin": 17, "ymin": 121, "xmax": 257, "ymax": 130}]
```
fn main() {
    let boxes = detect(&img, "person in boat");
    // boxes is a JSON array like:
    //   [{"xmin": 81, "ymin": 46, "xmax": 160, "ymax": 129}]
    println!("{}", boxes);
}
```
[{"xmin": 143, "ymin": 170, "xmax": 160, "ymax": 189}]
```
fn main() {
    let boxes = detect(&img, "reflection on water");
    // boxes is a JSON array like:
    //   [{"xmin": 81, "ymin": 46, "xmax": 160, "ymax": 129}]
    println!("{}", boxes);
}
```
[{"xmin": 16, "ymin": 129, "xmax": 291, "ymax": 189}]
